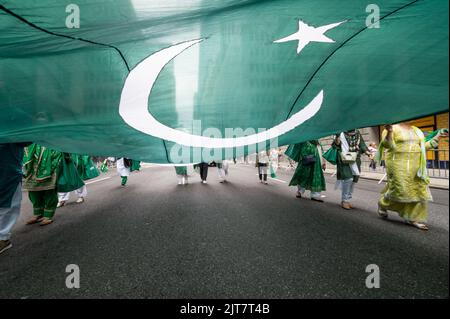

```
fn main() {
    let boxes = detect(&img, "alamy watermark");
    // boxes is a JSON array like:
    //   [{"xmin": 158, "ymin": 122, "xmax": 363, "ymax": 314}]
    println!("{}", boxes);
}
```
[
  {"xmin": 365, "ymin": 264, "xmax": 380, "ymax": 289},
  {"xmin": 66, "ymin": 264, "xmax": 80, "ymax": 289},
  {"xmin": 65, "ymin": 4, "xmax": 80, "ymax": 29},
  {"xmin": 168, "ymin": 121, "xmax": 279, "ymax": 164},
  {"xmin": 366, "ymin": 4, "xmax": 381, "ymax": 28}
]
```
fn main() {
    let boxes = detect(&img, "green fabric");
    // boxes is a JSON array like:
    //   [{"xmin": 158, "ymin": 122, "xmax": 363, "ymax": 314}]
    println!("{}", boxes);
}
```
[
  {"xmin": 322, "ymin": 147, "xmax": 338, "ymax": 166},
  {"xmin": 73, "ymin": 155, "xmax": 100, "ymax": 180},
  {"xmin": 175, "ymin": 166, "xmax": 188, "ymax": 175},
  {"xmin": 28, "ymin": 189, "xmax": 58, "ymax": 219},
  {"xmin": 289, "ymin": 141, "xmax": 326, "ymax": 192},
  {"xmin": 130, "ymin": 160, "xmax": 141, "ymax": 172},
  {"xmin": 284, "ymin": 144, "xmax": 302, "ymax": 162},
  {"xmin": 269, "ymin": 163, "xmax": 277, "ymax": 178},
  {"xmin": 424, "ymin": 128, "xmax": 447, "ymax": 142},
  {"xmin": 0, "ymin": 1, "xmax": 448, "ymax": 163},
  {"xmin": 100, "ymin": 159, "xmax": 109, "ymax": 173},
  {"xmin": 332, "ymin": 131, "xmax": 368, "ymax": 182},
  {"xmin": 22, "ymin": 144, "xmax": 62, "ymax": 191},
  {"xmin": 121, "ymin": 176, "xmax": 128, "ymax": 186},
  {"xmin": 56, "ymin": 156, "xmax": 85, "ymax": 192}
]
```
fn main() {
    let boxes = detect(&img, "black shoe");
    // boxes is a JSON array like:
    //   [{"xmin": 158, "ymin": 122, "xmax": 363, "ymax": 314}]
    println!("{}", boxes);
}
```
[{"xmin": 0, "ymin": 240, "xmax": 12, "ymax": 254}]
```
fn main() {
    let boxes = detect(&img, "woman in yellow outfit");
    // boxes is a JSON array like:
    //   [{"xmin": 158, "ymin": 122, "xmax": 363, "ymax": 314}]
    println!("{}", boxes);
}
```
[{"xmin": 377, "ymin": 124, "xmax": 448, "ymax": 230}]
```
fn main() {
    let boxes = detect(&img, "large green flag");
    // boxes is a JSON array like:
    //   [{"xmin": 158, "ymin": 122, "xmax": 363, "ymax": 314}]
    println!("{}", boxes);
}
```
[{"xmin": 0, "ymin": 0, "xmax": 448, "ymax": 163}]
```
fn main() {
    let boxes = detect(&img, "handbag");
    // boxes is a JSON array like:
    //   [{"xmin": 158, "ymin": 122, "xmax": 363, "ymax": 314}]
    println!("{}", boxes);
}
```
[
  {"xmin": 301, "ymin": 155, "xmax": 316, "ymax": 165},
  {"xmin": 340, "ymin": 151, "xmax": 358, "ymax": 164},
  {"xmin": 57, "ymin": 158, "xmax": 85, "ymax": 192}
]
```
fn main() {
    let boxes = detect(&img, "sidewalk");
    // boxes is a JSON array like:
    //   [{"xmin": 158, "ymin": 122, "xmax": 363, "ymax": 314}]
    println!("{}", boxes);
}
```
[
  {"xmin": 275, "ymin": 162, "xmax": 449, "ymax": 190},
  {"xmin": 324, "ymin": 168, "xmax": 449, "ymax": 190}
]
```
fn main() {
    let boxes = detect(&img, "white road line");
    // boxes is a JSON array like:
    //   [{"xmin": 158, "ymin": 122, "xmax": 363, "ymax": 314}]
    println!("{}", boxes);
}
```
[
  {"xmin": 86, "ymin": 176, "xmax": 111, "ymax": 185},
  {"xmin": 269, "ymin": 178, "xmax": 288, "ymax": 184},
  {"xmin": 255, "ymin": 173, "xmax": 288, "ymax": 184}
]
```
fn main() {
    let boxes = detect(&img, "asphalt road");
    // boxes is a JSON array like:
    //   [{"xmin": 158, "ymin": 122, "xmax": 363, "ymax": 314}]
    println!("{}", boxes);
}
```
[{"xmin": 0, "ymin": 164, "xmax": 448, "ymax": 298}]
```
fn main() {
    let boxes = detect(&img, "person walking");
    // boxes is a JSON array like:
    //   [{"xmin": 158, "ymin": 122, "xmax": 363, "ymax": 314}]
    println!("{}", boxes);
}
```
[
  {"xmin": 199, "ymin": 162, "xmax": 209, "ymax": 184},
  {"xmin": 23, "ymin": 143, "xmax": 62, "ymax": 226},
  {"xmin": 217, "ymin": 160, "xmax": 229, "ymax": 183},
  {"xmin": 175, "ymin": 166, "xmax": 189, "ymax": 185},
  {"xmin": 368, "ymin": 143, "xmax": 378, "ymax": 171},
  {"xmin": 256, "ymin": 150, "xmax": 270, "ymax": 184},
  {"xmin": 377, "ymin": 125, "xmax": 448, "ymax": 230},
  {"xmin": 289, "ymin": 140, "xmax": 326, "ymax": 202},
  {"xmin": 0, "ymin": 142, "xmax": 31, "ymax": 254},
  {"xmin": 57, "ymin": 154, "xmax": 99, "ymax": 207},
  {"xmin": 332, "ymin": 129, "xmax": 372, "ymax": 210},
  {"xmin": 117, "ymin": 157, "xmax": 131, "ymax": 186}
]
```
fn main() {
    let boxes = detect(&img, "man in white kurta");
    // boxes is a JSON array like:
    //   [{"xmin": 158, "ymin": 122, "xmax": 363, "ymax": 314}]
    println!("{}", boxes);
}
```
[{"xmin": 116, "ymin": 158, "xmax": 131, "ymax": 186}]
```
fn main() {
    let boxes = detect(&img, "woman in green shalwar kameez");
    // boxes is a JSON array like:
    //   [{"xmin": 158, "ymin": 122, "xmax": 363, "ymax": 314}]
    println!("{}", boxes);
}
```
[
  {"xmin": 57, "ymin": 154, "xmax": 99, "ymax": 206},
  {"xmin": 22, "ymin": 143, "xmax": 62, "ymax": 226},
  {"xmin": 288, "ymin": 140, "xmax": 327, "ymax": 201}
]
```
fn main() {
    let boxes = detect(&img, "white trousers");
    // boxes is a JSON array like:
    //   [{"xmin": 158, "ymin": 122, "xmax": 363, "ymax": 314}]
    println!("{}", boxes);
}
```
[
  {"xmin": 58, "ymin": 185, "xmax": 87, "ymax": 202},
  {"xmin": 297, "ymin": 186, "xmax": 322, "ymax": 198},
  {"xmin": 176, "ymin": 175, "xmax": 188, "ymax": 184},
  {"xmin": 218, "ymin": 162, "xmax": 229, "ymax": 179},
  {"xmin": 0, "ymin": 183, "xmax": 22, "ymax": 241}
]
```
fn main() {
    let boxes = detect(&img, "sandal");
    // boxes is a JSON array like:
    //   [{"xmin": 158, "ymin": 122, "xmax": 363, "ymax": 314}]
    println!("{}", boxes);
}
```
[
  {"xmin": 407, "ymin": 221, "xmax": 429, "ymax": 231},
  {"xmin": 26, "ymin": 215, "xmax": 43, "ymax": 225},
  {"xmin": 39, "ymin": 218, "xmax": 53, "ymax": 226},
  {"xmin": 377, "ymin": 206, "xmax": 388, "ymax": 219}
]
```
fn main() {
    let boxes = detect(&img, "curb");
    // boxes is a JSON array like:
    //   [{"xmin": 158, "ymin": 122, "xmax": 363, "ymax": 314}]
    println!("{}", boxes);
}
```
[{"xmin": 323, "ymin": 172, "xmax": 449, "ymax": 191}]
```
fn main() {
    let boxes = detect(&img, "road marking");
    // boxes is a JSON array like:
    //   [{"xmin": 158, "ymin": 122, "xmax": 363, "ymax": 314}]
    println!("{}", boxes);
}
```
[
  {"xmin": 269, "ymin": 177, "xmax": 288, "ymax": 184},
  {"xmin": 86, "ymin": 176, "xmax": 111, "ymax": 185},
  {"xmin": 255, "ymin": 173, "xmax": 288, "ymax": 184}
]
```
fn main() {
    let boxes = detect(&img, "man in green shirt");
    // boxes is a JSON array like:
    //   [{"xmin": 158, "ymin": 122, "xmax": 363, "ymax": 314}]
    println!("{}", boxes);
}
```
[{"xmin": 332, "ymin": 130, "xmax": 373, "ymax": 210}]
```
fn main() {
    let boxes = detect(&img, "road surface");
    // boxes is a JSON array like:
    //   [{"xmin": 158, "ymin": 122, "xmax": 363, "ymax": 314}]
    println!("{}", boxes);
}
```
[{"xmin": 0, "ymin": 164, "xmax": 448, "ymax": 298}]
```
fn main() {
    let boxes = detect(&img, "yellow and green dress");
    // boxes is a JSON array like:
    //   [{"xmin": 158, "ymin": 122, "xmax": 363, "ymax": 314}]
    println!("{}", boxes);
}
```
[
  {"xmin": 378, "ymin": 126, "xmax": 438, "ymax": 222},
  {"xmin": 22, "ymin": 144, "xmax": 62, "ymax": 219}
]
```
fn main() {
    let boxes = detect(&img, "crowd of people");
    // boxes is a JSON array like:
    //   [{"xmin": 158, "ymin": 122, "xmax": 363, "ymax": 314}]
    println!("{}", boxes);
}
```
[{"xmin": 0, "ymin": 124, "xmax": 448, "ymax": 254}]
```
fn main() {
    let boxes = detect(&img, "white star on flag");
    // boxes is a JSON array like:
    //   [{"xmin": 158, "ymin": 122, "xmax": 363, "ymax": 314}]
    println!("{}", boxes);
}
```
[{"xmin": 274, "ymin": 20, "xmax": 347, "ymax": 54}]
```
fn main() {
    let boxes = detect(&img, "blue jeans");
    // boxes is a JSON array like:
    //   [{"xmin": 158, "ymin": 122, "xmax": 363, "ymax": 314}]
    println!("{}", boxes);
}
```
[
  {"xmin": 341, "ymin": 178, "xmax": 354, "ymax": 203},
  {"xmin": 0, "ymin": 183, "xmax": 22, "ymax": 241}
]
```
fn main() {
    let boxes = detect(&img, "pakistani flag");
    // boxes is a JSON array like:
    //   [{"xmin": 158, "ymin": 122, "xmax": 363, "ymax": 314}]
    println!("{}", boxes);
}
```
[{"xmin": 0, "ymin": 0, "xmax": 448, "ymax": 163}]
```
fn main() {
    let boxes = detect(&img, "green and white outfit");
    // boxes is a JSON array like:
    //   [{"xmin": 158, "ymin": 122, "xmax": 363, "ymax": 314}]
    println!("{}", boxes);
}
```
[
  {"xmin": 288, "ymin": 140, "xmax": 326, "ymax": 198},
  {"xmin": 332, "ymin": 130, "xmax": 368, "ymax": 204},
  {"xmin": 117, "ymin": 158, "xmax": 131, "ymax": 186},
  {"xmin": 58, "ymin": 154, "xmax": 99, "ymax": 202},
  {"xmin": 175, "ymin": 166, "xmax": 188, "ymax": 185},
  {"xmin": 23, "ymin": 144, "xmax": 62, "ymax": 219}
]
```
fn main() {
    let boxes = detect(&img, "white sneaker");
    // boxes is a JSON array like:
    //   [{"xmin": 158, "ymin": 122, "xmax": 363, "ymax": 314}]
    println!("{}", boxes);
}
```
[
  {"xmin": 76, "ymin": 197, "xmax": 84, "ymax": 204},
  {"xmin": 202, "ymin": 180, "xmax": 207, "ymax": 184}
]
